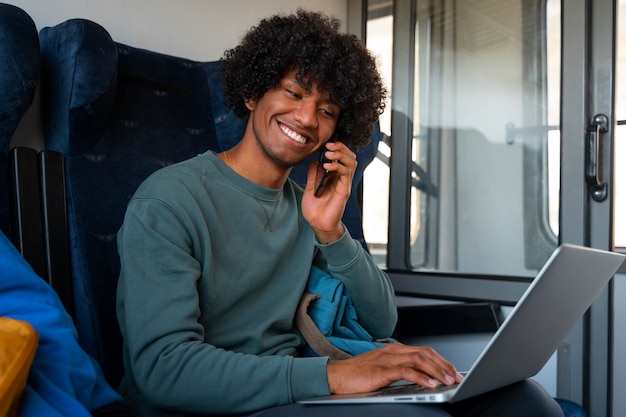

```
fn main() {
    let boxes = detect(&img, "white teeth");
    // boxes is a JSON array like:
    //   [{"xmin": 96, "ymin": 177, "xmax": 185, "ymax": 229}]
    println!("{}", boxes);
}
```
[{"xmin": 280, "ymin": 124, "xmax": 306, "ymax": 144}]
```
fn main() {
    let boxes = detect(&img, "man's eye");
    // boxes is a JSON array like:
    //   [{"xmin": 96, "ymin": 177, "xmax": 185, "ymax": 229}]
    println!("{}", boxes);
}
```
[
  {"xmin": 320, "ymin": 107, "xmax": 338, "ymax": 119},
  {"xmin": 286, "ymin": 89, "xmax": 301, "ymax": 99}
]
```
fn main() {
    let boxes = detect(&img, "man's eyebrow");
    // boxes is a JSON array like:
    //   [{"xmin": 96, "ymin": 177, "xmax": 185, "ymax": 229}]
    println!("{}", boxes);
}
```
[
  {"xmin": 290, "ymin": 77, "xmax": 311, "ymax": 91},
  {"xmin": 319, "ymin": 90, "xmax": 340, "ymax": 108},
  {"xmin": 325, "ymin": 101, "xmax": 340, "ymax": 111},
  {"xmin": 322, "ymin": 91, "xmax": 340, "ymax": 107}
]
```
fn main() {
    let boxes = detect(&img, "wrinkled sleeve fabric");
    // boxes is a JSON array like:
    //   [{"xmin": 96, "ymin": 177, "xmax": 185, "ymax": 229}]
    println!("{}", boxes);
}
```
[{"xmin": 315, "ymin": 229, "xmax": 398, "ymax": 339}]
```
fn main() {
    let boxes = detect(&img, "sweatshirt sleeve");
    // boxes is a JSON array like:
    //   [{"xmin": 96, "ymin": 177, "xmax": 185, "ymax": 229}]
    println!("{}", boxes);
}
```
[{"xmin": 315, "ymin": 228, "xmax": 398, "ymax": 339}]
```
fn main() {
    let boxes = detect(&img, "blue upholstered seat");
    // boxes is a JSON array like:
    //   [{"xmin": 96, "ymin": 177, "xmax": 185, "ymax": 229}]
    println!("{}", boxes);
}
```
[
  {"xmin": 40, "ymin": 18, "xmax": 224, "ymax": 387},
  {"xmin": 39, "ymin": 18, "xmax": 380, "ymax": 387},
  {"xmin": 0, "ymin": 3, "xmax": 40, "ymax": 238}
]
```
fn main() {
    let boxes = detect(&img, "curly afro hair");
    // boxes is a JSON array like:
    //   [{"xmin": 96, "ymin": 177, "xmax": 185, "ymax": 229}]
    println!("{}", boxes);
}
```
[{"xmin": 220, "ymin": 9, "xmax": 387, "ymax": 149}]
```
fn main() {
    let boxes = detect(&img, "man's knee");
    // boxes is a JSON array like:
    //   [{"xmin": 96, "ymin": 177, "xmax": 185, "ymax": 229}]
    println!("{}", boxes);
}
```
[{"xmin": 445, "ymin": 380, "xmax": 564, "ymax": 417}]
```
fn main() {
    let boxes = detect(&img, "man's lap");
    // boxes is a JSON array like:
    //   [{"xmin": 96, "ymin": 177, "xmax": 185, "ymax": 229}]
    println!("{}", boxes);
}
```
[
  {"xmin": 246, "ymin": 403, "xmax": 450, "ymax": 417},
  {"xmin": 235, "ymin": 380, "xmax": 563, "ymax": 417}
]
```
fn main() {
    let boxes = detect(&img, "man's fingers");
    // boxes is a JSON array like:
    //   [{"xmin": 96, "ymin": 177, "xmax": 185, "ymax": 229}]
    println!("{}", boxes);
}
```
[
  {"xmin": 326, "ymin": 343, "xmax": 463, "ymax": 395},
  {"xmin": 368, "ymin": 343, "xmax": 461, "ymax": 386},
  {"xmin": 322, "ymin": 142, "xmax": 357, "ymax": 171}
]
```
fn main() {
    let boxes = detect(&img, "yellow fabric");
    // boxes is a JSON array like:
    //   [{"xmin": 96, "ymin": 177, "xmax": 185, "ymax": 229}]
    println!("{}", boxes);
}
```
[{"xmin": 0, "ymin": 317, "xmax": 38, "ymax": 417}]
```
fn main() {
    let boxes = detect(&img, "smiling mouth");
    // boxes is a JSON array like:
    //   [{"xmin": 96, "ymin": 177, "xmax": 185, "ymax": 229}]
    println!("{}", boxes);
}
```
[{"xmin": 279, "ymin": 123, "xmax": 307, "ymax": 144}]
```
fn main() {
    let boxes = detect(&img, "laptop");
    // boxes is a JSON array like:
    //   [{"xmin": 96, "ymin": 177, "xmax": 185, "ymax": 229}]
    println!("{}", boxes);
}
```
[{"xmin": 299, "ymin": 244, "xmax": 625, "ymax": 404}]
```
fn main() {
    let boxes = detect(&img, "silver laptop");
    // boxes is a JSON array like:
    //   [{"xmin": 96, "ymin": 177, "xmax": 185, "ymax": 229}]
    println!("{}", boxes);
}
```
[{"xmin": 299, "ymin": 244, "xmax": 625, "ymax": 404}]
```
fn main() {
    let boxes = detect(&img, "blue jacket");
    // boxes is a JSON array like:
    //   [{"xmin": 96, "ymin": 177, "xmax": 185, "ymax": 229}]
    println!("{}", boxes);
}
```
[
  {"xmin": 0, "ymin": 231, "xmax": 122, "ymax": 417},
  {"xmin": 302, "ymin": 265, "xmax": 393, "ymax": 357}
]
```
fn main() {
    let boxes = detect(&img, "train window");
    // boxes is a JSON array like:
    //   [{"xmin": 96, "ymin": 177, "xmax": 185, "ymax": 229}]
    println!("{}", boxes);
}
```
[
  {"xmin": 363, "ymin": 2, "xmax": 393, "ymax": 266},
  {"xmin": 615, "ymin": 0, "xmax": 626, "ymax": 248},
  {"xmin": 363, "ymin": 0, "xmax": 560, "ymax": 276}
]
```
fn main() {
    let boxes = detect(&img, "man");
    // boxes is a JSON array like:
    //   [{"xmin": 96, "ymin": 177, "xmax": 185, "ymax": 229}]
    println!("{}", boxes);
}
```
[{"xmin": 115, "ymin": 10, "xmax": 563, "ymax": 417}]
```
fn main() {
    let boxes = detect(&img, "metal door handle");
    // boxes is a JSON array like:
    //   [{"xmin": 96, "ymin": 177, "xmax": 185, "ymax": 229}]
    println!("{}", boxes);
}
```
[{"xmin": 585, "ymin": 114, "xmax": 609, "ymax": 201}]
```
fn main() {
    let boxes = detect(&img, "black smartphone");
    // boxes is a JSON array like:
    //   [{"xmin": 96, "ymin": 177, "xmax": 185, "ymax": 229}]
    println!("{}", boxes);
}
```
[{"xmin": 314, "ymin": 138, "xmax": 335, "ymax": 197}]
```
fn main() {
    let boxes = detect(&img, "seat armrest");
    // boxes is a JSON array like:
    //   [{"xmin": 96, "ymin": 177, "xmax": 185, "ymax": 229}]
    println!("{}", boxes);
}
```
[{"xmin": 394, "ymin": 302, "xmax": 501, "ymax": 338}]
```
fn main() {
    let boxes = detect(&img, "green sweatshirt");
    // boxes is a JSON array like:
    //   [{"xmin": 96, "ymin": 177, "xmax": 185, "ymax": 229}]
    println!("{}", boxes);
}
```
[{"xmin": 116, "ymin": 151, "xmax": 397, "ymax": 416}]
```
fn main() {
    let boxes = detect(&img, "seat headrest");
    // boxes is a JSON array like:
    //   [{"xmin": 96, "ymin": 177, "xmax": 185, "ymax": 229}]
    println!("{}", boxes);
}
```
[
  {"xmin": 40, "ymin": 19, "xmax": 118, "ymax": 155},
  {"xmin": 39, "ymin": 18, "xmax": 244, "ymax": 156},
  {"xmin": 0, "ymin": 3, "xmax": 40, "ymax": 147}
]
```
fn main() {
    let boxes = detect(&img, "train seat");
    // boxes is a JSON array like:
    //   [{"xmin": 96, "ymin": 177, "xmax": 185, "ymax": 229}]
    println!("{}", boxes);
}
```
[
  {"xmin": 0, "ymin": 3, "xmax": 40, "ymax": 239},
  {"xmin": 38, "ymin": 18, "xmax": 224, "ymax": 388},
  {"xmin": 37, "ymin": 17, "xmax": 380, "ymax": 388}
]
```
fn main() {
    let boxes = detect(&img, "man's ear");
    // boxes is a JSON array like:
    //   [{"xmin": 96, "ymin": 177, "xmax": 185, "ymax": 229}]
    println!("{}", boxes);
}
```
[{"xmin": 244, "ymin": 98, "xmax": 256, "ymax": 111}]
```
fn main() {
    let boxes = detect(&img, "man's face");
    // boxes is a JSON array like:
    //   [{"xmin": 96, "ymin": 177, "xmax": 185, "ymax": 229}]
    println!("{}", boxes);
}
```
[{"xmin": 245, "ymin": 70, "xmax": 340, "ymax": 168}]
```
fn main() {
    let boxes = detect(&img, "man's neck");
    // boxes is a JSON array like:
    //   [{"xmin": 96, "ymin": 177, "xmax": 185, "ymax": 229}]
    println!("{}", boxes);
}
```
[{"xmin": 220, "ymin": 141, "xmax": 291, "ymax": 189}]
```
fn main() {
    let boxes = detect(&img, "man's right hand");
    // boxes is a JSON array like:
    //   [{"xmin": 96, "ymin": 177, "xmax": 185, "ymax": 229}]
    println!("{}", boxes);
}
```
[{"xmin": 326, "ymin": 343, "xmax": 464, "ymax": 395}]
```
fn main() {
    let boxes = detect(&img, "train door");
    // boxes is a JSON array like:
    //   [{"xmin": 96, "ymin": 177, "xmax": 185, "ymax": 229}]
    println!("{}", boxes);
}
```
[{"xmin": 357, "ymin": 0, "xmax": 623, "ymax": 415}]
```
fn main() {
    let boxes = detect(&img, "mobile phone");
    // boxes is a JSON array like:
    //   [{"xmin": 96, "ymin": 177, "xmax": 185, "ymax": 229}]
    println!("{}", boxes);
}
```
[{"xmin": 314, "ymin": 139, "xmax": 335, "ymax": 197}]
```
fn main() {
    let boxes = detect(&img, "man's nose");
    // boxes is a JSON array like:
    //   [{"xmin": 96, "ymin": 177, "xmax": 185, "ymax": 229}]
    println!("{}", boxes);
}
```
[{"xmin": 293, "ymin": 99, "xmax": 318, "ymax": 128}]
